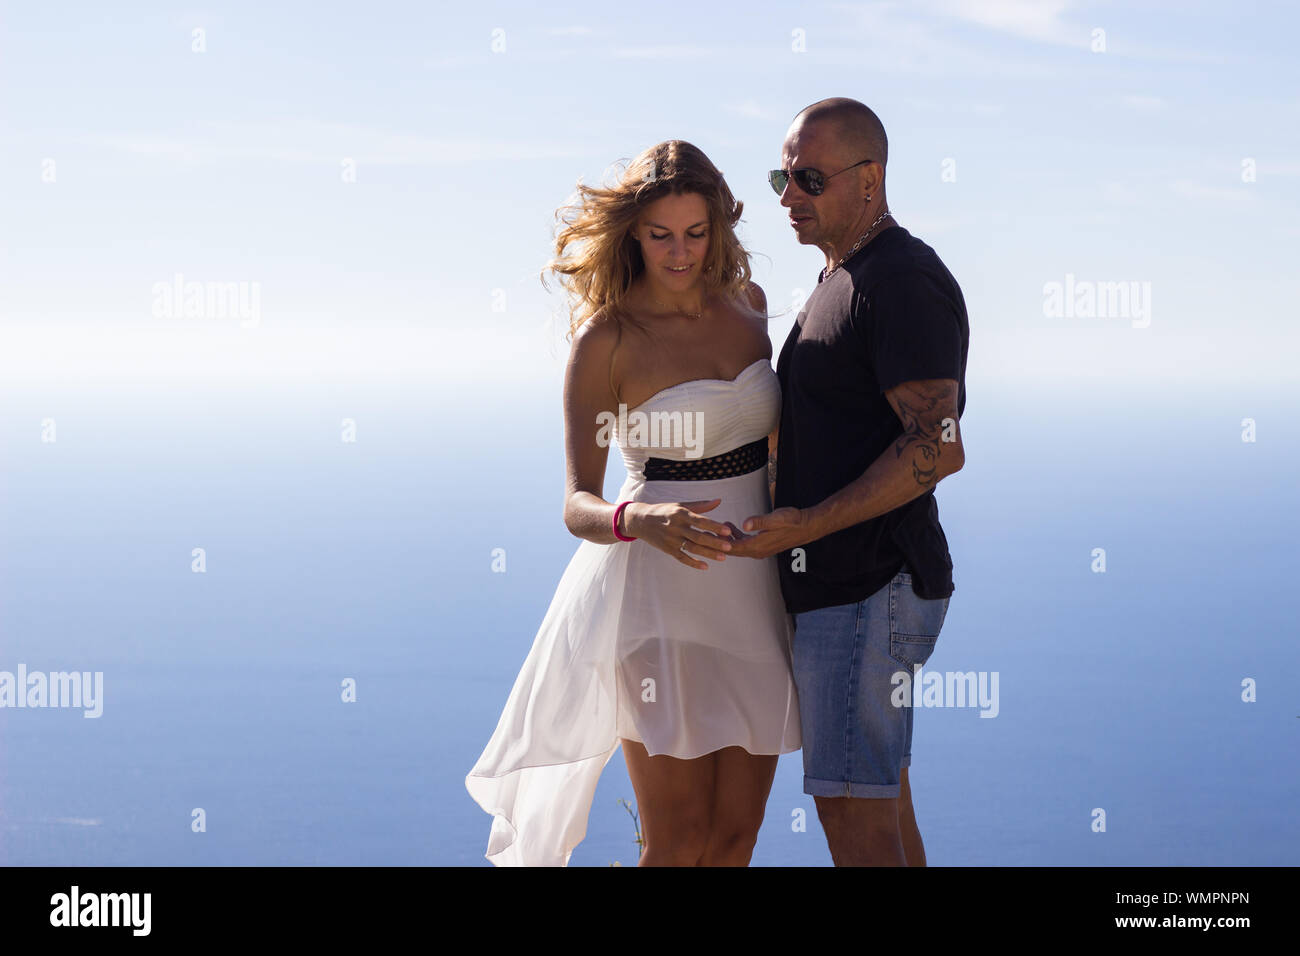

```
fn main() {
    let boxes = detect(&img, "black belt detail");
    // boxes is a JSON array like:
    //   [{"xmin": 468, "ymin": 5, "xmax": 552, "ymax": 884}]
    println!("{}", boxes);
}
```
[{"xmin": 643, "ymin": 436, "xmax": 768, "ymax": 481}]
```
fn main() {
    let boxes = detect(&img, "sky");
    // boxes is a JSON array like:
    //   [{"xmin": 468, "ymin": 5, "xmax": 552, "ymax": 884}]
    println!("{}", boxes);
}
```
[
  {"xmin": 1, "ymin": 0, "xmax": 1297, "ymax": 400},
  {"xmin": 0, "ymin": 0, "xmax": 1298, "ymax": 869}
]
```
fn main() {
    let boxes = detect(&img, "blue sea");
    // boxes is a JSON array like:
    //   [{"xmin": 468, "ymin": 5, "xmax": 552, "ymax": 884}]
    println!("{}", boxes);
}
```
[{"xmin": 1, "ymin": 375, "xmax": 1296, "ymax": 866}]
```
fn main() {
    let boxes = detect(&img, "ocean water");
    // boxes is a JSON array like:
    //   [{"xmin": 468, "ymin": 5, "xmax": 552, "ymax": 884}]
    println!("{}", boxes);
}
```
[{"xmin": 1, "ymin": 376, "xmax": 1296, "ymax": 866}]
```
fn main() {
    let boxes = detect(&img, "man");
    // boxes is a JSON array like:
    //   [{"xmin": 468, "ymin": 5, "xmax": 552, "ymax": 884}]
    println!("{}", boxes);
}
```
[{"xmin": 732, "ymin": 97, "xmax": 969, "ymax": 866}]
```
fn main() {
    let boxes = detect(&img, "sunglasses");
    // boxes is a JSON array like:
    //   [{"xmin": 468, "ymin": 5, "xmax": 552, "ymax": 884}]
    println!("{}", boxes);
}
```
[{"xmin": 768, "ymin": 158, "xmax": 875, "ymax": 197}]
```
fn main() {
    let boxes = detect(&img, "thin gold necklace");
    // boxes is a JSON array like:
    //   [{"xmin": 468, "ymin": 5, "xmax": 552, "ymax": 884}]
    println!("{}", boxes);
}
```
[{"xmin": 650, "ymin": 292, "xmax": 703, "ymax": 319}]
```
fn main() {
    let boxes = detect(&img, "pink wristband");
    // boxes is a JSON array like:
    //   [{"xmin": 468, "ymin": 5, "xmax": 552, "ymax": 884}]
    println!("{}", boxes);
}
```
[{"xmin": 612, "ymin": 500, "xmax": 637, "ymax": 542}]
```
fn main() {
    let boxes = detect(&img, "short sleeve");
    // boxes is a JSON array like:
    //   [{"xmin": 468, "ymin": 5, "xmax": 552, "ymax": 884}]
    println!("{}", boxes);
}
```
[{"xmin": 863, "ymin": 272, "xmax": 963, "ymax": 394}]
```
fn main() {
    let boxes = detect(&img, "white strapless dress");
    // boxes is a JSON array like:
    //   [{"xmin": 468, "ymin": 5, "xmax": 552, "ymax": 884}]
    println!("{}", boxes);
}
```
[{"xmin": 465, "ymin": 358, "xmax": 801, "ymax": 866}]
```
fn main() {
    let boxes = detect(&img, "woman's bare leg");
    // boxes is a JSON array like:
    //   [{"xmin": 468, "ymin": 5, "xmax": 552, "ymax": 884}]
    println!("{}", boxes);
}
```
[
  {"xmin": 620, "ymin": 738, "xmax": 716, "ymax": 866},
  {"xmin": 698, "ymin": 746, "xmax": 779, "ymax": 866}
]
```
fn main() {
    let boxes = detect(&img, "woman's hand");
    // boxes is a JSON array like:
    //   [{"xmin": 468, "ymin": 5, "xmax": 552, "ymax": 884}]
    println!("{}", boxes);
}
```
[{"xmin": 622, "ymin": 498, "xmax": 735, "ymax": 570}]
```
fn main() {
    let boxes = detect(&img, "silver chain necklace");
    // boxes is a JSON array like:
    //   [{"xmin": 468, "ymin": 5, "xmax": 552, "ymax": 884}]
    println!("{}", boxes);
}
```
[{"xmin": 822, "ymin": 210, "xmax": 893, "ymax": 280}]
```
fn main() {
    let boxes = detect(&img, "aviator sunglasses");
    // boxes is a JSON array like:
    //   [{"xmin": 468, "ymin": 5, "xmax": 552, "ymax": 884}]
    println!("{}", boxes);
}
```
[{"xmin": 768, "ymin": 158, "xmax": 875, "ymax": 196}]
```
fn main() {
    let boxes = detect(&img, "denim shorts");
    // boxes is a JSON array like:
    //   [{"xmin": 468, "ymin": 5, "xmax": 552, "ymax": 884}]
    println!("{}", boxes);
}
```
[{"xmin": 791, "ymin": 565, "xmax": 950, "ymax": 798}]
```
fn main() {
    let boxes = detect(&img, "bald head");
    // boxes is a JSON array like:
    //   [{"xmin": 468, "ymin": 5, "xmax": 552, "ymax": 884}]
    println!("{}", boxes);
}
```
[
  {"xmin": 791, "ymin": 98, "xmax": 888, "ymax": 169},
  {"xmin": 778, "ymin": 98, "xmax": 893, "ymax": 260}
]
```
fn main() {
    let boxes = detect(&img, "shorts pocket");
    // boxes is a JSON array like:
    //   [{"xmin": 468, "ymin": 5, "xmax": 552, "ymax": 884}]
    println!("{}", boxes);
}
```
[{"xmin": 888, "ymin": 574, "xmax": 949, "ymax": 669}]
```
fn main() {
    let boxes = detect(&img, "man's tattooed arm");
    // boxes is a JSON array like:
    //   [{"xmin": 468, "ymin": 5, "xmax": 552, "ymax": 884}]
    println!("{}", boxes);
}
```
[
  {"xmin": 883, "ymin": 378, "xmax": 964, "ymax": 492},
  {"xmin": 788, "ymin": 378, "xmax": 965, "ymax": 544}
]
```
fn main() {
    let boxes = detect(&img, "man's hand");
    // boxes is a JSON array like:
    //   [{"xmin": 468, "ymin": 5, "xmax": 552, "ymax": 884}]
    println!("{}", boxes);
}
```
[{"xmin": 727, "ymin": 507, "xmax": 818, "ymax": 559}]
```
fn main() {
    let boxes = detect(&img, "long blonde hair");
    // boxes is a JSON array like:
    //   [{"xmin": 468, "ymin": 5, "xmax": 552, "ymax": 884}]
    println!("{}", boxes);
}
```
[{"xmin": 543, "ymin": 140, "xmax": 754, "ymax": 340}]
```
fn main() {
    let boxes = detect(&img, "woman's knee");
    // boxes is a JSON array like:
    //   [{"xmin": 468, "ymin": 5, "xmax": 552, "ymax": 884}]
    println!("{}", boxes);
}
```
[
  {"xmin": 699, "ymin": 805, "xmax": 765, "ymax": 864},
  {"xmin": 642, "ymin": 813, "xmax": 712, "ymax": 865},
  {"xmin": 699, "ymin": 824, "xmax": 760, "ymax": 865}
]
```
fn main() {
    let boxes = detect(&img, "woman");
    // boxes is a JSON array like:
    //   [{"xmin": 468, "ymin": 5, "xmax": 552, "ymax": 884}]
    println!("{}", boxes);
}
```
[{"xmin": 465, "ymin": 140, "xmax": 799, "ymax": 866}]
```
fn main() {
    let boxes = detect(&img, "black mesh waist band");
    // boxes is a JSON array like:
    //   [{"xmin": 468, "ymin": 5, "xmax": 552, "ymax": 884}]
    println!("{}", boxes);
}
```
[{"xmin": 642, "ymin": 436, "xmax": 768, "ymax": 481}]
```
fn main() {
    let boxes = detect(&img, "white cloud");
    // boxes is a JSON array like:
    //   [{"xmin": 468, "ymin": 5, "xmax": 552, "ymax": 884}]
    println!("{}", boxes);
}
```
[
  {"xmin": 1099, "ymin": 180, "xmax": 1143, "ymax": 205},
  {"xmin": 1169, "ymin": 179, "xmax": 1255, "ymax": 203},
  {"xmin": 834, "ymin": 0, "xmax": 1231, "ymax": 71},
  {"xmin": 422, "ymin": 53, "xmax": 491, "ymax": 71},
  {"xmin": 608, "ymin": 45, "xmax": 722, "ymax": 59},
  {"xmin": 1120, "ymin": 94, "xmax": 1165, "ymax": 111},
  {"xmin": 929, "ymin": 0, "xmax": 1086, "ymax": 48},
  {"xmin": 827, "ymin": 1, "xmax": 1057, "ymax": 77},
  {"xmin": 75, "ymin": 120, "xmax": 585, "ymax": 167},
  {"xmin": 725, "ymin": 100, "xmax": 774, "ymax": 121},
  {"xmin": 1258, "ymin": 162, "xmax": 1300, "ymax": 177}
]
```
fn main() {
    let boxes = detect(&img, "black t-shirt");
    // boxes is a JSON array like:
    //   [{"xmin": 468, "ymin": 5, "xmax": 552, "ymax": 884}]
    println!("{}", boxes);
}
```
[{"xmin": 774, "ymin": 225, "xmax": 969, "ymax": 613}]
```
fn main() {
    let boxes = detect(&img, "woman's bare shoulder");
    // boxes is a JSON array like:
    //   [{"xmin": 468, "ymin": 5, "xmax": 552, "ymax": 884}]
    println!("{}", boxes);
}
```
[
  {"xmin": 570, "ymin": 308, "xmax": 619, "ymax": 354},
  {"xmin": 741, "ymin": 281, "xmax": 768, "ymax": 319},
  {"xmin": 566, "ymin": 309, "xmax": 623, "ymax": 401}
]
